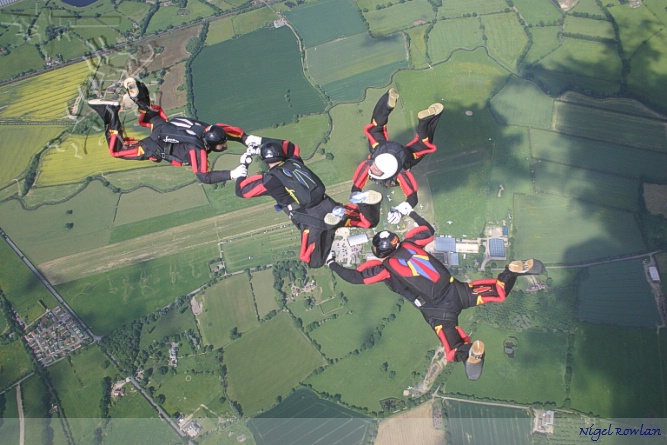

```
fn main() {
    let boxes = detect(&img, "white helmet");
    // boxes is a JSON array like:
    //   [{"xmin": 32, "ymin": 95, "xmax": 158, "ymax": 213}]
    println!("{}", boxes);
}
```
[{"xmin": 369, "ymin": 153, "xmax": 399, "ymax": 180}]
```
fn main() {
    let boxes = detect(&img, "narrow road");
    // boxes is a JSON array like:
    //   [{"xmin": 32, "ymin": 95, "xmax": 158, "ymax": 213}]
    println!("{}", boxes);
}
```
[{"xmin": 16, "ymin": 384, "xmax": 24, "ymax": 445}]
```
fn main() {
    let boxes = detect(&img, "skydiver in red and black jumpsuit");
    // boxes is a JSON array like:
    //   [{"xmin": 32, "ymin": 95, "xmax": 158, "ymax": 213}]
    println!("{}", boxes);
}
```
[
  {"xmin": 327, "ymin": 208, "xmax": 545, "ymax": 380},
  {"xmin": 87, "ymin": 78, "xmax": 249, "ymax": 184},
  {"xmin": 351, "ymin": 89, "xmax": 444, "ymax": 224},
  {"xmin": 235, "ymin": 139, "xmax": 383, "ymax": 268}
]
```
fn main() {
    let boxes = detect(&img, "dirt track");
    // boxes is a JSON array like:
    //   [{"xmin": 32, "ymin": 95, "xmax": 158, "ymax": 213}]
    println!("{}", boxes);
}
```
[{"xmin": 376, "ymin": 401, "xmax": 445, "ymax": 445}]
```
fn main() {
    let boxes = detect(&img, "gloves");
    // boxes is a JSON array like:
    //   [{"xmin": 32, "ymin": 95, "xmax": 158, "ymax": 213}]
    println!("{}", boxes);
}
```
[
  {"xmin": 395, "ymin": 201, "xmax": 413, "ymax": 216},
  {"xmin": 229, "ymin": 164, "xmax": 248, "ymax": 179},
  {"xmin": 326, "ymin": 251, "xmax": 336, "ymax": 267},
  {"xmin": 245, "ymin": 135, "xmax": 262, "ymax": 152},
  {"xmin": 240, "ymin": 153, "xmax": 253, "ymax": 165},
  {"xmin": 387, "ymin": 209, "xmax": 402, "ymax": 224}
]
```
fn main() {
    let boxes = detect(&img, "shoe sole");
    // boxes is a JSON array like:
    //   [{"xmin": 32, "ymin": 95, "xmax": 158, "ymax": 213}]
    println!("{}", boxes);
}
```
[
  {"xmin": 508, "ymin": 259, "xmax": 545, "ymax": 275},
  {"xmin": 417, "ymin": 103, "xmax": 444, "ymax": 119},
  {"xmin": 324, "ymin": 214, "xmax": 342, "ymax": 226},
  {"xmin": 88, "ymin": 99, "xmax": 120, "ymax": 107},
  {"xmin": 124, "ymin": 78, "xmax": 139, "ymax": 98},
  {"xmin": 351, "ymin": 190, "xmax": 383, "ymax": 205},
  {"xmin": 467, "ymin": 340, "xmax": 485, "ymax": 364},
  {"xmin": 387, "ymin": 88, "xmax": 399, "ymax": 108}
]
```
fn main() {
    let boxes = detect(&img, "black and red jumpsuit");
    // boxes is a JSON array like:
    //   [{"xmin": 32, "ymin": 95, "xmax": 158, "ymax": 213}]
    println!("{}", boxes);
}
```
[
  {"xmin": 103, "ymin": 105, "xmax": 246, "ymax": 184},
  {"xmin": 235, "ymin": 137, "xmax": 380, "ymax": 268},
  {"xmin": 351, "ymin": 90, "xmax": 441, "ymax": 207},
  {"xmin": 329, "ymin": 211, "xmax": 518, "ymax": 363}
]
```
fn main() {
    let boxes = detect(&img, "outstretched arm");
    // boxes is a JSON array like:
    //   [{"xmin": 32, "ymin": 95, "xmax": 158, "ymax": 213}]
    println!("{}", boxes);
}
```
[
  {"xmin": 401, "ymin": 210, "xmax": 435, "ymax": 245},
  {"xmin": 329, "ymin": 260, "xmax": 390, "ymax": 285}
]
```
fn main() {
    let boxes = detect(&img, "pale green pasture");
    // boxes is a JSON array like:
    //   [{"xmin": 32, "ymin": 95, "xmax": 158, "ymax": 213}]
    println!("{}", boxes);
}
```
[
  {"xmin": 490, "ymin": 76, "xmax": 554, "ymax": 130},
  {"xmin": 437, "ymin": 0, "xmax": 508, "ymax": 18},
  {"xmin": 427, "ymin": 17, "xmax": 483, "ymax": 64},
  {"xmin": 306, "ymin": 302, "xmax": 435, "ymax": 413},
  {"xmin": 570, "ymin": 0, "xmax": 606, "ymax": 15},
  {"xmin": 96, "ymin": 11, "xmax": 135, "ymax": 33},
  {"xmin": 48, "ymin": 346, "xmax": 117, "ymax": 441},
  {"xmin": 0, "ymin": 386, "xmax": 19, "ymax": 442},
  {"xmin": 42, "ymin": 34, "xmax": 90, "ymax": 62},
  {"xmin": 645, "ymin": 0, "xmax": 667, "ymax": 26},
  {"xmin": 428, "ymin": 156, "xmax": 492, "ymax": 236},
  {"xmin": 283, "ymin": 0, "xmax": 367, "ymax": 48},
  {"xmin": 0, "ymin": 340, "xmax": 32, "ymax": 392},
  {"xmin": 231, "ymin": 6, "xmax": 279, "ymax": 35},
  {"xmin": 481, "ymin": 12, "xmax": 528, "ymax": 73},
  {"xmin": 578, "ymin": 260, "xmax": 661, "ymax": 328},
  {"xmin": 145, "ymin": 0, "xmax": 216, "ymax": 34},
  {"xmin": 308, "ymin": 279, "xmax": 402, "ymax": 359},
  {"xmin": 71, "ymin": 16, "xmax": 124, "ymax": 45},
  {"xmin": 607, "ymin": 1, "xmax": 667, "ymax": 57},
  {"xmin": 139, "ymin": 306, "xmax": 199, "ymax": 350},
  {"xmin": 20, "ymin": 183, "xmax": 86, "ymax": 208},
  {"xmin": 405, "ymin": 24, "xmax": 430, "ymax": 68},
  {"xmin": 205, "ymin": 16, "xmax": 235, "ymax": 46},
  {"xmin": 105, "ymin": 164, "xmax": 194, "ymax": 191},
  {"xmin": 512, "ymin": 0, "xmax": 563, "ymax": 26},
  {"xmin": 21, "ymin": 377, "xmax": 53, "ymax": 445},
  {"xmin": 57, "ymin": 245, "xmax": 218, "ymax": 336},
  {"xmin": 570, "ymin": 324, "xmax": 665, "ymax": 417},
  {"xmin": 553, "ymin": 101, "xmax": 667, "ymax": 152},
  {"xmin": 224, "ymin": 312, "xmax": 326, "ymax": 416},
  {"xmin": 627, "ymin": 27, "xmax": 667, "ymax": 110},
  {"xmin": 222, "ymin": 226, "xmax": 300, "ymax": 272},
  {"xmin": 446, "ymin": 325, "xmax": 567, "ymax": 405},
  {"xmin": 0, "ymin": 125, "xmax": 66, "ymax": 187},
  {"xmin": 535, "ymin": 161, "xmax": 639, "ymax": 212},
  {"xmin": 0, "ymin": 239, "xmax": 57, "ymax": 325},
  {"xmin": 249, "ymin": 114, "xmax": 330, "ymax": 159},
  {"xmin": 0, "ymin": 181, "xmax": 118, "ymax": 263},
  {"xmin": 361, "ymin": 0, "xmax": 435, "ymax": 36},
  {"xmin": 160, "ymin": 372, "xmax": 223, "ymax": 416},
  {"xmin": 37, "ymin": 133, "xmax": 150, "ymax": 186},
  {"xmin": 394, "ymin": 48, "xmax": 508, "ymax": 150},
  {"xmin": 530, "ymin": 128, "xmax": 667, "ymax": 182},
  {"xmin": 196, "ymin": 274, "xmax": 258, "ymax": 348},
  {"xmin": 306, "ymin": 32, "xmax": 407, "ymax": 86},
  {"xmin": 250, "ymin": 268, "xmax": 279, "ymax": 319},
  {"xmin": 513, "ymin": 194, "xmax": 646, "ymax": 264},
  {"xmin": 558, "ymin": 91, "xmax": 666, "ymax": 118},
  {"xmin": 537, "ymin": 37, "xmax": 622, "ymax": 83},
  {"xmin": 114, "ymin": 183, "xmax": 209, "ymax": 226},
  {"xmin": 488, "ymin": 126, "xmax": 533, "ymax": 214},
  {"xmin": 0, "ymin": 44, "xmax": 44, "ymax": 82},
  {"xmin": 564, "ymin": 15, "xmax": 615, "ymax": 40},
  {"xmin": 116, "ymin": 0, "xmax": 151, "ymax": 22},
  {"xmin": 523, "ymin": 26, "xmax": 560, "ymax": 65}
]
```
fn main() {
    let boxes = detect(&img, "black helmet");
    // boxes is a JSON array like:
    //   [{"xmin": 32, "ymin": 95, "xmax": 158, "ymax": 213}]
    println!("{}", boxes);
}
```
[
  {"xmin": 204, "ymin": 125, "xmax": 227, "ymax": 151},
  {"xmin": 372, "ymin": 230, "xmax": 400, "ymax": 258},
  {"xmin": 260, "ymin": 141, "xmax": 285, "ymax": 164}
]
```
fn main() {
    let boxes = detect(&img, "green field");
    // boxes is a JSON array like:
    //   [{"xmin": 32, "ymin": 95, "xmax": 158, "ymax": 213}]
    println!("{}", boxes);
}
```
[
  {"xmin": 0, "ymin": 386, "xmax": 19, "ymax": 444},
  {"xmin": 0, "ymin": 340, "xmax": 32, "ymax": 392},
  {"xmin": 361, "ymin": 0, "xmax": 434, "ymax": 37},
  {"xmin": 250, "ymin": 268, "xmax": 279, "ymax": 319},
  {"xmin": 205, "ymin": 16, "xmax": 235, "ymax": 46},
  {"xmin": 139, "ymin": 304, "xmax": 199, "ymax": 350},
  {"xmin": 537, "ymin": 37, "xmax": 622, "ymax": 83},
  {"xmin": 511, "ymin": 0, "xmax": 563, "ymax": 26},
  {"xmin": 438, "ymin": 0, "xmax": 508, "ymax": 18},
  {"xmin": 513, "ymin": 194, "xmax": 646, "ymax": 264},
  {"xmin": 609, "ymin": 2, "xmax": 664, "ymax": 56},
  {"xmin": 57, "ymin": 245, "xmax": 218, "ymax": 336},
  {"xmin": 224, "ymin": 312, "xmax": 326, "ymax": 416},
  {"xmin": 0, "ymin": 238, "xmax": 57, "ymax": 325},
  {"xmin": 443, "ymin": 400, "xmax": 532, "ymax": 445},
  {"xmin": 626, "ymin": 25, "xmax": 667, "ymax": 111},
  {"xmin": 577, "ymin": 260, "xmax": 661, "ymax": 327},
  {"xmin": 481, "ymin": 12, "xmax": 528, "ymax": 73},
  {"xmin": 114, "ymin": 183, "xmax": 209, "ymax": 226},
  {"xmin": 523, "ymin": 26, "xmax": 561, "ymax": 65},
  {"xmin": 427, "ymin": 17, "xmax": 483, "ymax": 64},
  {"xmin": 283, "ymin": 0, "xmax": 366, "ymax": 48},
  {"xmin": 570, "ymin": 324, "xmax": 666, "ymax": 418},
  {"xmin": 231, "ymin": 5, "xmax": 279, "ymax": 36},
  {"xmin": 20, "ymin": 376, "xmax": 53, "ymax": 445},
  {"xmin": 564, "ymin": 16, "xmax": 615, "ymax": 40},
  {"xmin": 306, "ymin": 32, "xmax": 408, "ymax": 103},
  {"xmin": 196, "ymin": 274, "xmax": 258, "ymax": 348},
  {"xmin": 571, "ymin": 0, "xmax": 606, "ymax": 16},
  {"xmin": 248, "ymin": 388, "xmax": 372, "ymax": 445},
  {"xmin": 193, "ymin": 27, "xmax": 327, "ymax": 130},
  {"xmin": 490, "ymin": 75, "xmax": 554, "ymax": 130},
  {"xmin": 145, "ymin": 0, "xmax": 216, "ymax": 35}
]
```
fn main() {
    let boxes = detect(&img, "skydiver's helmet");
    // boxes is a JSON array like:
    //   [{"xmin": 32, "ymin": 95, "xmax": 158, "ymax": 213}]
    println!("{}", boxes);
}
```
[
  {"xmin": 369, "ymin": 153, "xmax": 399, "ymax": 180},
  {"xmin": 260, "ymin": 141, "xmax": 285, "ymax": 164},
  {"xmin": 372, "ymin": 230, "xmax": 400, "ymax": 258},
  {"xmin": 204, "ymin": 126, "xmax": 228, "ymax": 152}
]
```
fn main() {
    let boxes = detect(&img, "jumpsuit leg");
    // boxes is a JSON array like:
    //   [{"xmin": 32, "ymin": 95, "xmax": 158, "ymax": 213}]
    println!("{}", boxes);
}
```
[{"xmin": 365, "ymin": 90, "xmax": 396, "ymax": 152}]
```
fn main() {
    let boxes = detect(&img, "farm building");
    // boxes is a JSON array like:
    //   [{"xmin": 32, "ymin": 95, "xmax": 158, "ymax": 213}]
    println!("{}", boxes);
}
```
[
  {"xmin": 435, "ymin": 236, "xmax": 456, "ymax": 253},
  {"xmin": 648, "ymin": 266, "xmax": 660, "ymax": 282},
  {"xmin": 488, "ymin": 238, "xmax": 506, "ymax": 259},
  {"xmin": 348, "ymin": 233, "xmax": 369, "ymax": 246}
]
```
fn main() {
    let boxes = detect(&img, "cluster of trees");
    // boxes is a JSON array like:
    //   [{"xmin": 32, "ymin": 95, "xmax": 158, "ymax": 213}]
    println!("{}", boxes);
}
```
[
  {"xmin": 185, "ymin": 23, "xmax": 208, "ymax": 117},
  {"xmin": 99, "ymin": 319, "xmax": 143, "ymax": 373}
]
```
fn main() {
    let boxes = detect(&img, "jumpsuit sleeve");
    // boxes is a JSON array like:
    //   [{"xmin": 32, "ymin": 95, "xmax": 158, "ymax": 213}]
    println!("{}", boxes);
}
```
[
  {"xmin": 329, "ymin": 260, "xmax": 391, "ymax": 285},
  {"xmin": 351, "ymin": 160, "xmax": 372, "ymax": 193},
  {"xmin": 187, "ymin": 147, "xmax": 231, "ymax": 184},
  {"xmin": 213, "ymin": 123, "xmax": 246, "ymax": 144},
  {"xmin": 402, "ymin": 211, "xmax": 435, "ymax": 246},
  {"xmin": 235, "ymin": 174, "xmax": 271, "ymax": 198},
  {"xmin": 396, "ymin": 170, "xmax": 419, "ymax": 207}
]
